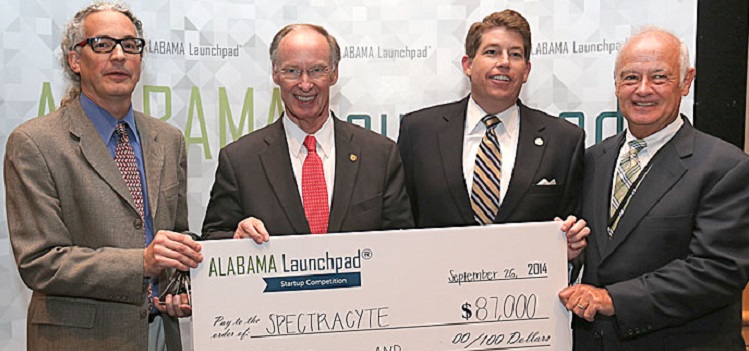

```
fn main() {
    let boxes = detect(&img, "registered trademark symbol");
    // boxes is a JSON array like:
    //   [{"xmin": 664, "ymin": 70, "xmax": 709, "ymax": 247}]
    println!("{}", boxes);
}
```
[{"xmin": 362, "ymin": 248, "xmax": 373, "ymax": 259}]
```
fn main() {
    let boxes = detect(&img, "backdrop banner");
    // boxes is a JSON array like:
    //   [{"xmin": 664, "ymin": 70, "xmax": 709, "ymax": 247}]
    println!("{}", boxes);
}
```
[{"xmin": 0, "ymin": 0, "xmax": 697, "ymax": 349}]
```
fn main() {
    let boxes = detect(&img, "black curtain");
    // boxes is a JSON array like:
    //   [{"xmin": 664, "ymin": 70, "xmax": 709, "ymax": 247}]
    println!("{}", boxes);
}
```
[{"xmin": 694, "ymin": 0, "xmax": 749, "ymax": 148}]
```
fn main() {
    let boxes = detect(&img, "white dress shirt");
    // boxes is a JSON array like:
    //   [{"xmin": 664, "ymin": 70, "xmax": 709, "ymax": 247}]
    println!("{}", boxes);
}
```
[
  {"xmin": 462, "ymin": 97, "xmax": 520, "ymax": 206},
  {"xmin": 284, "ymin": 113, "xmax": 336, "ymax": 207}
]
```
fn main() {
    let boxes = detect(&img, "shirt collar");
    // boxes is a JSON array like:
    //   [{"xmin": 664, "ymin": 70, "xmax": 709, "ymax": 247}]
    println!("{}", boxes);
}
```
[
  {"xmin": 466, "ymin": 96, "xmax": 519, "ymax": 135},
  {"xmin": 80, "ymin": 94, "xmax": 139, "ymax": 144},
  {"xmin": 625, "ymin": 115, "xmax": 684, "ymax": 151},
  {"xmin": 283, "ymin": 111, "xmax": 334, "ymax": 159}
]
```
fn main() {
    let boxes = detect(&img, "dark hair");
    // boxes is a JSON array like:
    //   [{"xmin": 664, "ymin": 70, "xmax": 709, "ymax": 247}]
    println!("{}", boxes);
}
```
[{"xmin": 464, "ymin": 9, "xmax": 531, "ymax": 61}]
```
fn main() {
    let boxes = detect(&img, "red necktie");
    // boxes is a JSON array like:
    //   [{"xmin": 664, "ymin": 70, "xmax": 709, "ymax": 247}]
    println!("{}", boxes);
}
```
[
  {"xmin": 114, "ymin": 123, "xmax": 151, "ymax": 306},
  {"xmin": 302, "ymin": 135, "xmax": 329, "ymax": 234}
]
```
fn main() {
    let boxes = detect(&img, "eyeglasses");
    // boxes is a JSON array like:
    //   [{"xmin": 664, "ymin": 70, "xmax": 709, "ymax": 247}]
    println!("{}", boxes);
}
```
[
  {"xmin": 74, "ymin": 36, "xmax": 146, "ymax": 54},
  {"xmin": 277, "ymin": 67, "xmax": 331, "ymax": 81}
]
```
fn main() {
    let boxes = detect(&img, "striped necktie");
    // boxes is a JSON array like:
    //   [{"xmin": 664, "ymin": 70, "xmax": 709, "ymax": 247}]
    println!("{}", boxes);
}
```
[
  {"xmin": 471, "ymin": 115, "xmax": 502, "ymax": 224},
  {"xmin": 609, "ymin": 139, "xmax": 647, "ymax": 235}
]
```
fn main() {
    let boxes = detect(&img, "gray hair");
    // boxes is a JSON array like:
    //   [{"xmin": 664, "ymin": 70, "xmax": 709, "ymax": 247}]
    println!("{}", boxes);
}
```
[
  {"xmin": 269, "ymin": 24, "xmax": 341, "ymax": 68},
  {"xmin": 615, "ymin": 26, "xmax": 691, "ymax": 86},
  {"xmin": 59, "ymin": 1, "xmax": 144, "ymax": 108}
]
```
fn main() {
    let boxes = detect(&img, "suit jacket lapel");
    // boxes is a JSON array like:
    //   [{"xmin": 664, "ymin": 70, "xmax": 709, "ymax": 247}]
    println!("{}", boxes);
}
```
[
  {"xmin": 68, "ymin": 100, "xmax": 139, "ymax": 214},
  {"xmin": 590, "ymin": 133, "xmax": 624, "ymax": 260},
  {"xmin": 496, "ymin": 103, "xmax": 545, "ymax": 223},
  {"xmin": 438, "ymin": 97, "xmax": 473, "ymax": 223},
  {"xmin": 258, "ymin": 118, "xmax": 309, "ymax": 233},
  {"xmin": 136, "ymin": 113, "xmax": 165, "ymax": 217},
  {"xmin": 600, "ymin": 121, "xmax": 692, "ymax": 263},
  {"xmin": 328, "ymin": 117, "xmax": 361, "ymax": 232}
]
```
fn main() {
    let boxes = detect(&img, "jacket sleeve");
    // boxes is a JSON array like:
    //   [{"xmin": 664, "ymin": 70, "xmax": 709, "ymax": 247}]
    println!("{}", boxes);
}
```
[
  {"xmin": 381, "ymin": 140, "xmax": 415, "ymax": 230},
  {"xmin": 201, "ymin": 147, "xmax": 243, "ymax": 240}
]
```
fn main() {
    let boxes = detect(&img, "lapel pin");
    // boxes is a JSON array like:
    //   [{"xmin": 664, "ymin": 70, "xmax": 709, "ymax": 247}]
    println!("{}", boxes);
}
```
[
  {"xmin": 534, "ymin": 137, "xmax": 544, "ymax": 146},
  {"xmin": 350, "ymin": 154, "xmax": 358, "ymax": 162}
]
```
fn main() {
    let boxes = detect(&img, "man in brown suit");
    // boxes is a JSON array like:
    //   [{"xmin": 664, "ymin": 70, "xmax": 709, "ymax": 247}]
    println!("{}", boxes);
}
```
[{"xmin": 4, "ymin": 2, "xmax": 203, "ymax": 350}]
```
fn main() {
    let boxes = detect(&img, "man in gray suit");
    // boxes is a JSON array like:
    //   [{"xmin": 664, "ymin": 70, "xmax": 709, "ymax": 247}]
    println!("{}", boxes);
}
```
[
  {"xmin": 559, "ymin": 28, "xmax": 749, "ymax": 350},
  {"xmin": 4, "ymin": 2, "xmax": 203, "ymax": 350},
  {"xmin": 202, "ymin": 23, "xmax": 413, "ymax": 242}
]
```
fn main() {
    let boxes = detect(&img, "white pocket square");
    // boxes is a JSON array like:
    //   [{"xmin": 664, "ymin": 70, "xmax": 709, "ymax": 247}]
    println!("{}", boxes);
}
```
[{"xmin": 536, "ymin": 178, "xmax": 557, "ymax": 185}]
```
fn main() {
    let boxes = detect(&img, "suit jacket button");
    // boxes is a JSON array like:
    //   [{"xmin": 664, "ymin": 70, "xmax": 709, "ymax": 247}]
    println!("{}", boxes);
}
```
[
  {"xmin": 134, "ymin": 219, "xmax": 143, "ymax": 229},
  {"xmin": 140, "ymin": 310, "xmax": 148, "ymax": 318},
  {"xmin": 628, "ymin": 329, "xmax": 634, "ymax": 336},
  {"xmin": 592, "ymin": 331, "xmax": 601, "ymax": 339}
]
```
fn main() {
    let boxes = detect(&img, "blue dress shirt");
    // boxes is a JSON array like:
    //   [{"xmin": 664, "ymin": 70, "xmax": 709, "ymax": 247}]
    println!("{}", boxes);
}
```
[{"xmin": 80, "ymin": 94, "xmax": 159, "ymax": 299}]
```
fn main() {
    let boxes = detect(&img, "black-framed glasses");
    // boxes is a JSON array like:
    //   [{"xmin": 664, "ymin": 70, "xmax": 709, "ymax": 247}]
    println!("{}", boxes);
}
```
[
  {"xmin": 277, "ymin": 66, "xmax": 331, "ymax": 81},
  {"xmin": 74, "ymin": 36, "xmax": 146, "ymax": 54}
]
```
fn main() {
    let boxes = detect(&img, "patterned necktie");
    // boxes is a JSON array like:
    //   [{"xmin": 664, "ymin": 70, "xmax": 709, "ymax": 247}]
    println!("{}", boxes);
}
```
[
  {"xmin": 114, "ymin": 122, "xmax": 151, "ymax": 305},
  {"xmin": 302, "ymin": 135, "xmax": 329, "ymax": 234},
  {"xmin": 609, "ymin": 139, "xmax": 647, "ymax": 235},
  {"xmin": 471, "ymin": 115, "xmax": 503, "ymax": 224}
]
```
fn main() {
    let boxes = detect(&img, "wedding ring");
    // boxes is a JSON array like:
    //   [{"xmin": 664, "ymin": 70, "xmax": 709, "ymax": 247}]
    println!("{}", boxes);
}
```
[{"xmin": 577, "ymin": 303, "xmax": 586, "ymax": 310}]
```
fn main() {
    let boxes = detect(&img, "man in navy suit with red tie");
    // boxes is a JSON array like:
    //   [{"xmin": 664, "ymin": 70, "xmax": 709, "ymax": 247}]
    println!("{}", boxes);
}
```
[{"xmin": 202, "ymin": 24, "xmax": 413, "ymax": 242}]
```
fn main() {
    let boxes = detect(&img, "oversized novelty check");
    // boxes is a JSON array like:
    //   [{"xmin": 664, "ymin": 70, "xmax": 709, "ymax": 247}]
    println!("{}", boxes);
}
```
[{"xmin": 191, "ymin": 221, "xmax": 571, "ymax": 350}]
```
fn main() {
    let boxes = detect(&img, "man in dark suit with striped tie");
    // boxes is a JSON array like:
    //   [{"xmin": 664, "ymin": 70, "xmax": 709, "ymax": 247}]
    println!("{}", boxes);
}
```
[
  {"xmin": 559, "ymin": 27, "xmax": 749, "ymax": 350},
  {"xmin": 397, "ymin": 9, "xmax": 589, "ymax": 260}
]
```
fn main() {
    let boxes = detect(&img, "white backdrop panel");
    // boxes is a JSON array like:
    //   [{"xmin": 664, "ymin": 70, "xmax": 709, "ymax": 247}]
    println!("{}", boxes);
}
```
[{"xmin": 0, "ymin": 0, "xmax": 696, "ymax": 349}]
